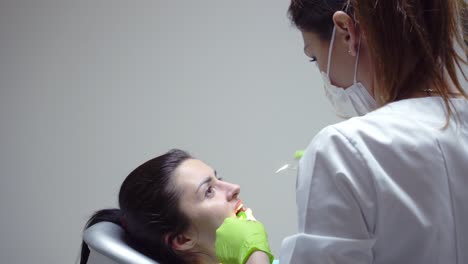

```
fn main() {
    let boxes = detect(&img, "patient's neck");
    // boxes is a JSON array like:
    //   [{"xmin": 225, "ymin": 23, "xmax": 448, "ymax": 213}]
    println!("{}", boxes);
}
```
[
  {"xmin": 195, "ymin": 254, "xmax": 219, "ymax": 264},
  {"xmin": 190, "ymin": 244, "xmax": 219, "ymax": 264}
]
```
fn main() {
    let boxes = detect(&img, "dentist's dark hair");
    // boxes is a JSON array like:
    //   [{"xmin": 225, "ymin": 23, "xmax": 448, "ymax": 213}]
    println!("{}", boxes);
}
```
[
  {"xmin": 289, "ymin": 0, "xmax": 467, "ymax": 119},
  {"xmin": 79, "ymin": 149, "xmax": 195, "ymax": 264}
]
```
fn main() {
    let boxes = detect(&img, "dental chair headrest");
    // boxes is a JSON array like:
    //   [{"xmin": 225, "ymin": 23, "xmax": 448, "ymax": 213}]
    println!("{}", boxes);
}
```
[{"xmin": 83, "ymin": 221, "xmax": 159, "ymax": 264}]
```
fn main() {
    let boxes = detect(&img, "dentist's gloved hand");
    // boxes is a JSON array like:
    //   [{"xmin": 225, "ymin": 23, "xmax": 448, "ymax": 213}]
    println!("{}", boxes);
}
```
[{"xmin": 215, "ymin": 213, "xmax": 274, "ymax": 264}]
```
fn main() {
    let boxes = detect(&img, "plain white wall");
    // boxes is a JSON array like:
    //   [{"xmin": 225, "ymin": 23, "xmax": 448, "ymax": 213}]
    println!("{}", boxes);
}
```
[{"xmin": 0, "ymin": 1, "xmax": 340, "ymax": 263}]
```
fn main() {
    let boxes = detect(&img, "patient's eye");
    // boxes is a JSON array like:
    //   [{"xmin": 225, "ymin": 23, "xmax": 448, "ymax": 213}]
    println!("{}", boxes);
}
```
[
  {"xmin": 309, "ymin": 56, "xmax": 317, "ymax": 62},
  {"xmin": 205, "ymin": 186, "xmax": 215, "ymax": 198}
]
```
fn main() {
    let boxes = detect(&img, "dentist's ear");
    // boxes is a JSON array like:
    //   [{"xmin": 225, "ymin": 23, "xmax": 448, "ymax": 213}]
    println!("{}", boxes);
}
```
[
  {"xmin": 166, "ymin": 233, "xmax": 196, "ymax": 251},
  {"xmin": 332, "ymin": 11, "xmax": 360, "ymax": 57}
]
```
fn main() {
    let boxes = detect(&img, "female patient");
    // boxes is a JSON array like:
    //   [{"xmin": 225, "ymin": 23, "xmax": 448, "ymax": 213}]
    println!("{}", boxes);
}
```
[{"xmin": 79, "ymin": 149, "xmax": 244, "ymax": 264}]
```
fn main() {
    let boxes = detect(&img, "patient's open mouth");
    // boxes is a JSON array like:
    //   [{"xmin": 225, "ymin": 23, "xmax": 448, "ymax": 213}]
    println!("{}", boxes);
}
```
[{"xmin": 235, "ymin": 200, "xmax": 244, "ymax": 215}]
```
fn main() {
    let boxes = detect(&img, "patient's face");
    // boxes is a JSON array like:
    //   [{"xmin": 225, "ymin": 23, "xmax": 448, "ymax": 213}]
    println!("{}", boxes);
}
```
[{"xmin": 174, "ymin": 159, "xmax": 241, "ymax": 256}]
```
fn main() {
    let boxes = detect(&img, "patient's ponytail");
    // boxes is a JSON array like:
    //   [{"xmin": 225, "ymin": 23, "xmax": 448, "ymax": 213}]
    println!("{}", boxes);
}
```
[{"xmin": 79, "ymin": 209, "xmax": 122, "ymax": 264}]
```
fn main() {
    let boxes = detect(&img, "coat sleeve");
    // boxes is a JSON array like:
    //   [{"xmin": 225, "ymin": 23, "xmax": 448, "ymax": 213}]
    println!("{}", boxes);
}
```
[{"xmin": 280, "ymin": 126, "xmax": 377, "ymax": 264}]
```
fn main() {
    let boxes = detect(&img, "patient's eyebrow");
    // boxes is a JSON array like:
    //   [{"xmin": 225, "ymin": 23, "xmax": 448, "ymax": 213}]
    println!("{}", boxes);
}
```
[{"xmin": 196, "ymin": 176, "xmax": 212, "ymax": 194}]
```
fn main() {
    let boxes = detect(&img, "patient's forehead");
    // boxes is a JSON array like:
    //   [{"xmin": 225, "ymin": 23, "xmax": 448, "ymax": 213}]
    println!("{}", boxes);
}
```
[{"xmin": 173, "ymin": 159, "xmax": 215, "ymax": 191}]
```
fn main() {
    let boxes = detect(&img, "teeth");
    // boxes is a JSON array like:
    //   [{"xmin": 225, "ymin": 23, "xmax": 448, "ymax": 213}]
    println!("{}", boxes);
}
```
[{"xmin": 236, "ymin": 203, "xmax": 244, "ymax": 214}]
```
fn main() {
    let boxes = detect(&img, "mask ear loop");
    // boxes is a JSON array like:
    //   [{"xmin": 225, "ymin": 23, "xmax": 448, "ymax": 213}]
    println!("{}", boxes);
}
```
[
  {"xmin": 353, "ymin": 34, "xmax": 361, "ymax": 84},
  {"xmin": 327, "ymin": 26, "xmax": 337, "ymax": 78},
  {"xmin": 344, "ymin": 0, "xmax": 361, "ymax": 85}
]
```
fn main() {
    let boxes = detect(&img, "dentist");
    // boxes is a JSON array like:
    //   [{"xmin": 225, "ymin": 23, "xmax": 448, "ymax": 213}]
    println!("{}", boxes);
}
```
[{"xmin": 215, "ymin": 0, "xmax": 468, "ymax": 263}]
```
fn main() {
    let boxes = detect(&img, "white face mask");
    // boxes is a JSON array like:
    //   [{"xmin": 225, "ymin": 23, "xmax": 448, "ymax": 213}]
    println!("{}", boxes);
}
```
[{"xmin": 320, "ymin": 26, "xmax": 377, "ymax": 118}]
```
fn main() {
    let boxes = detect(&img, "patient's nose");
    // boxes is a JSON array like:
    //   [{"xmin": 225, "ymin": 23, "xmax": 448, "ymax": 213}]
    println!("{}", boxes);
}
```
[{"xmin": 226, "ymin": 182, "xmax": 240, "ymax": 201}]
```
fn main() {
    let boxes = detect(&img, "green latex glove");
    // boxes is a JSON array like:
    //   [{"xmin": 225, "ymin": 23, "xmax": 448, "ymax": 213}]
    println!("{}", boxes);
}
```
[
  {"xmin": 215, "ymin": 216, "xmax": 274, "ymax": 264},
  {"xmin": 294, "ymin": 150, "xmax": 304, "ymax": 160}
]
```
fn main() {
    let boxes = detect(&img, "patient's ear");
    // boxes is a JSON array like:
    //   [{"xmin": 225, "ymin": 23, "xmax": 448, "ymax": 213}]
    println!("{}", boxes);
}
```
[{"xmin": 166, "ymin": 233, "xmax": 196, "ymax": 251}]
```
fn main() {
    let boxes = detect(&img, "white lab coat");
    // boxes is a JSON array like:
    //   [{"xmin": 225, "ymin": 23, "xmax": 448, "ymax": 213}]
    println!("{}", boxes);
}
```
[{"xmin": 280, "ymin": 97, "xmax": 468, "ymax": 264}]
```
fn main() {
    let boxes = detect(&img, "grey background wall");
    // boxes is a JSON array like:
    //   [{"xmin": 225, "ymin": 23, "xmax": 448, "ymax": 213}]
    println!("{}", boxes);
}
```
[{"xmin": 0, "ymin": 1, "xmax": 340, "ymax": 263}]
